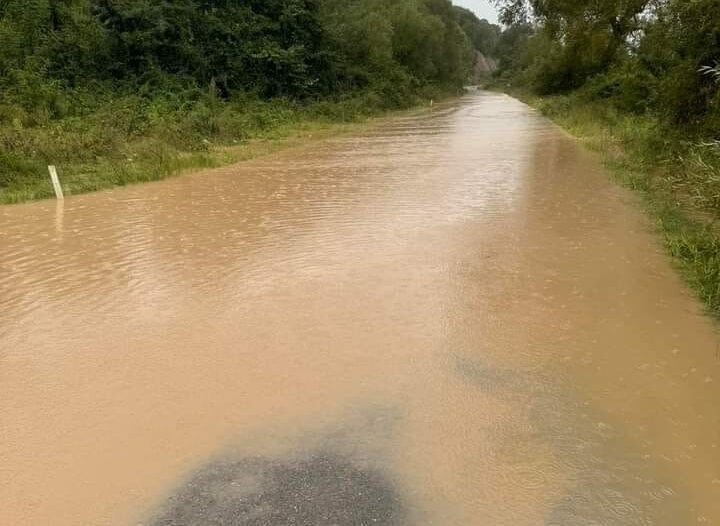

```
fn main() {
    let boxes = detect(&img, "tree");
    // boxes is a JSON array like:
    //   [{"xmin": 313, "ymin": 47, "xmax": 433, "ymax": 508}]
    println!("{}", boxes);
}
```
[
  {"xmin": 453, "ymin": 6, "xmax": 501, "ymax": 57},
  {"xmin": 493, "ymin": 0, "xmax": 651, "ymax": 91}
]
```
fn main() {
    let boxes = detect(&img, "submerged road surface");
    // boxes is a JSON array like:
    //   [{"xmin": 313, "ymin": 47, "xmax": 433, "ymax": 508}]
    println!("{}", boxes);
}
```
[{"xmin": 1, "ymin": 92, "xmax": 719, "ymax": 525}]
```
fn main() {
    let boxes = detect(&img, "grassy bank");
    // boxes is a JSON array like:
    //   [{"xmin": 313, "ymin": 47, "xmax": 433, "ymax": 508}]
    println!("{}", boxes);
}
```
[
  {"xmin": 0, "ymin": 86, "xmax": 447, "ymax": 205},
  {"xmin": 509, "ymin": 90, "xmax": 720, "ymax": 318}
]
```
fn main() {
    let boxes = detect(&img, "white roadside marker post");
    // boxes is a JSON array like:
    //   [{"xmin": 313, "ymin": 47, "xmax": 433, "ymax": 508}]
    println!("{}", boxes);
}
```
[{"xmin": 48, "ymin": 165, "xmax": 64, "ymax": 200}]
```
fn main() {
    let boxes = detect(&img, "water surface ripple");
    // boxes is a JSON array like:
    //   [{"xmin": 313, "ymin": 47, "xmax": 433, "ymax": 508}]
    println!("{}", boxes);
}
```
[{"xmin": 1, "ymin": 92, "xmax": 719, "ymax": 525}]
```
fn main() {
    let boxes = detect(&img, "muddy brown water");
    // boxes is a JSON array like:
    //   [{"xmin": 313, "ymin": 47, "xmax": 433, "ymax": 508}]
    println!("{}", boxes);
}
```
[{"xmin": 1, "ymin": 92, "xmax": 719, "ymax": 525}]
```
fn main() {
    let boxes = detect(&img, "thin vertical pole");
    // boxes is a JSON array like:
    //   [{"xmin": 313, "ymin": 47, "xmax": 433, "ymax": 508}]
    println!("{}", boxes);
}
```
[{"xmin": 48, "ymin": 165, "xmax": 64, "ymax": 200}]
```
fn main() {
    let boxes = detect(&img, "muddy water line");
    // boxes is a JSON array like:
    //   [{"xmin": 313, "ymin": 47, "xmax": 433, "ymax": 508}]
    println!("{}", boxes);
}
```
[{"xmin": 1, "ymin": 92, "xmax": 719, "ymax": 525}]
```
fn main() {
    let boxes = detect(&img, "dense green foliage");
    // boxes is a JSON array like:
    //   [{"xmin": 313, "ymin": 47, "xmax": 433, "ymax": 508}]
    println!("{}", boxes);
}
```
[
  {"xmin": 0, "ymin": 0, "xmax": 471, "ymax": 104},
  {"xmin": 0, "ymin": 0, "xmax": 500, "ymax": 202},
  {"xmin": 494, "ymin": 0, "xmax": 720, "ymax": 136}
]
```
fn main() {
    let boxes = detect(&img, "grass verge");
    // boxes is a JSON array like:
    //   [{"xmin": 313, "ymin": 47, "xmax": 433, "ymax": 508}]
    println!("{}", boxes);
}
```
[
  {"xmin": 0, "ymin": 87, "xmax": 448, "ymax": 205},
  {"xmin": 508, "ymin": 90, "xmax": 720, "ymax": 319}
]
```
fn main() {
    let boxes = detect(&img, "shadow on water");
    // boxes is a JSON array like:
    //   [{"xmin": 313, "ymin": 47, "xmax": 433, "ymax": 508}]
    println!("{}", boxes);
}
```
[{"xmin": 147, "ymin": 452, "xmax": 404, "ymax": 526}]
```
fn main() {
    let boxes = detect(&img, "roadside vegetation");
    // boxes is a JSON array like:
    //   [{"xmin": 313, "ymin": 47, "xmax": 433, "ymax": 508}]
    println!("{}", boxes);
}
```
[
  {"xmin": 0, "ymin": 0, "xmax": 501, "ymax": 204},
  {"xmin": 491, "ymin": 0, "xmax": 720, "ymax": 318}
]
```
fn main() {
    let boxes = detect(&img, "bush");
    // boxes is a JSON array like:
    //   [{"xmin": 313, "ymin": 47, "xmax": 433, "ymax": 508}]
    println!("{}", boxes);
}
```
[{"xmin": 582, "ymin": 62, "xmax": 656, "ymax": 114}]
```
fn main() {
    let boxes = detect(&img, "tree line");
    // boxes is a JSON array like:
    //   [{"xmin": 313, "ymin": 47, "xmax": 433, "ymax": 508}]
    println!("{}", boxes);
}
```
[
  {"xmin": 492, "ymin": 0, "xmax": 720, "ymax": 137},
  {"xmin": 0, "ymin": 0, "xmax": 501, "ymax": 116}
]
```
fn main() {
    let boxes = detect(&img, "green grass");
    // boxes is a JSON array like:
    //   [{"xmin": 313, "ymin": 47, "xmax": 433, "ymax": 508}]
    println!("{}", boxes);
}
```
[
  {"xmin": 0, "ymin": 86, "xmax": 447, "ymax": 204},
  {"xmin": 508, "ymin": 89, "xmax": 720, "ymax": 318}
]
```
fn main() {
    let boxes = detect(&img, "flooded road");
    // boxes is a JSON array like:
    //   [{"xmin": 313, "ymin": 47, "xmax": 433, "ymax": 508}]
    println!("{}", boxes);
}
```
[{"xmin": 1, "ymin": 92, "xmax": 719, "ymax": 525}]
